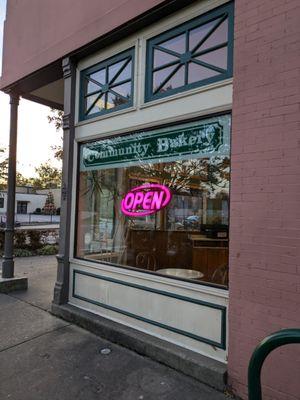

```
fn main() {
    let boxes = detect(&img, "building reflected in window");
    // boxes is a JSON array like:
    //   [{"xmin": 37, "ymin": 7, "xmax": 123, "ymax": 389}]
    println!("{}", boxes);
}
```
[{"xmin": 76, "ymin": 115, "xmax": 230, "ymax": 288}]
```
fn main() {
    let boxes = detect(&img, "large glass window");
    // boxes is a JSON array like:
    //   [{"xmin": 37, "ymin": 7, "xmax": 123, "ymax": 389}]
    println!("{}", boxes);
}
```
[
  {"xmin": 76, "ymin": 115, "xmax": 230, "ymax": 288},
  {"xmin": 80, "ymin": 48, "xmax": 134, "ymax": 120},
  {"xmin": 145, "ymin": 2, "xmax": 233, "ymax": 102}
]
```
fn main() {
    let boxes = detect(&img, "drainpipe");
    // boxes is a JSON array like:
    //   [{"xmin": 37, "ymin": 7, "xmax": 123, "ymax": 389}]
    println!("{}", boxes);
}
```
[{"xmin": 2, "ymin": 92, "xmax": 19, "ymax": 279}]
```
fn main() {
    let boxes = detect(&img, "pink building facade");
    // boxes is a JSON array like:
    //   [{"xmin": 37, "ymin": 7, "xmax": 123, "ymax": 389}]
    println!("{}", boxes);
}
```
[
  {"xmin": 1, "ymin": 1, "xmax": 299, "ymax": 399},
  {"xmin": 229, "ymin": 1, "xmax": 300, "ymax": 399}
]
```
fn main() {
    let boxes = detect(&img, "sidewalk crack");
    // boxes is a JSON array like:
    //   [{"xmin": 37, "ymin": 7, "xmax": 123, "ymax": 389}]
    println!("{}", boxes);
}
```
[
  {"xmin": 6, "ymin": 293, "xmax": 55, "ymax": 313},
  {"xmin": 0, "ymin": 323, "xmax": 72, "ymax": 354}
]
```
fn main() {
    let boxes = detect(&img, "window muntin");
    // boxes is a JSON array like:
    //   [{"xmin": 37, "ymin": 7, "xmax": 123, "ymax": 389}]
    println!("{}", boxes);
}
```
[
  {"xmin": 17, "ymin": 201, "xmax": 28, "ymax": 214},
  {"xmin": 76, "ymin": 115, "xmax": 231, "ymax": 288},
  {"xmin": 80, "ymin": 48, "xmax": 134, "ymax": 120},
  {"xmin": 145, "ymin": 2, "xmax": 233, "ymax": 102}
]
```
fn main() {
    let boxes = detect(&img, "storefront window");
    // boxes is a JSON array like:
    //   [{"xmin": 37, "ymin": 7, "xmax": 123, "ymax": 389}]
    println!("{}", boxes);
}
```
[
  {"xmin": 80, "ymin": 48, "xmax": 134, "ymax": 120},
  {"xmin": 76, "ymin": 115, "xmax": 230, "ymax": 288},
  {"xmin": 145, "ymin": 2, "xmax": 233, "ymax": 102}
]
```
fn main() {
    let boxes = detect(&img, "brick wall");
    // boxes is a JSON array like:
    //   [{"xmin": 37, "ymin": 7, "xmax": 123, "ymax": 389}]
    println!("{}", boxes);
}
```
[{"xmin": 228, "ymin": 0, "xmax": 300, "ymax": 399}]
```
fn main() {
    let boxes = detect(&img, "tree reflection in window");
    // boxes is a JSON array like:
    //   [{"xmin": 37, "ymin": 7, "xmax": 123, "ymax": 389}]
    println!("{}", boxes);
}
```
[
  {"xmin": 146, "ymin": 3, "xmax": 233, "ymax": 100},
  {"xmin": 78, "ymin": 155, "xmax": 230, "ymax": 241},
  {"xmin": 76, "ymin": 115, "xmax": 231, "ymax": 287},
  {"xmin": 81, "ymin": 49, "xmax": 134, "ymax": 119}
]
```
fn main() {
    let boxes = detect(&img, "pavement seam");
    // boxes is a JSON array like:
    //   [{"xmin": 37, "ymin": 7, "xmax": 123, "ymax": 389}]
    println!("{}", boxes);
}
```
[
  {"xmin": 0, "ymin": 323, "xmax": 73, "ymax": 354},
  {"xmin": 1, "ymin": 293, "xmax": 75, "ymax": 353},
  {"xmin": 6, "ymin": 292, "xmax": 54, "ymax": 314}
]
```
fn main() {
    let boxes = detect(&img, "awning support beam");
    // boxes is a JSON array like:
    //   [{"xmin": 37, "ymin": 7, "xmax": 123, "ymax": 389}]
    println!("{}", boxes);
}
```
[{"xmin": 52, "ymin": 57, "xmax": 76, "ymax": 304}]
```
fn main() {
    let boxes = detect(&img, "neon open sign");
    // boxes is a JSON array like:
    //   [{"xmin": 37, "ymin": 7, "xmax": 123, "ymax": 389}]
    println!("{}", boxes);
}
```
[{"xmin": 121, "ymin": 184, "xmax": 172, "ymax": 217}]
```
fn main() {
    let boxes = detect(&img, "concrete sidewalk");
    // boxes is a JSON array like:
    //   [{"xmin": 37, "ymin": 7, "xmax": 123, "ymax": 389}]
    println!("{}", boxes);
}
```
[{"xmin": 0, "ymin": 256, "xmax": 229, "ymax": 400}]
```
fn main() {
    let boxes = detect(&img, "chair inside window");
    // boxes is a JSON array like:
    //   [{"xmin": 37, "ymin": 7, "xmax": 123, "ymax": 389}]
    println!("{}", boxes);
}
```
[
  {"xmin": 211, "ymin": 263, "xmax": 228, "ymax": 286},
  {"xmin": 136, "ymin": 252, "xmax": 157, "ymax": 271}
]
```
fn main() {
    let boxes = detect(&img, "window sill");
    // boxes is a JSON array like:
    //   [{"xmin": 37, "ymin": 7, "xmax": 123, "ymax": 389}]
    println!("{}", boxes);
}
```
[
  {"xmin": 69, "ymin": 257, "xmax": 229, "ymax": 299},
  {"xmin": 75, "ymin": 104, "xmax": 137, "ymax": 128},
  {"xmin": 140, "ymin": 78, "xmax": 233, "ymax": 111}
]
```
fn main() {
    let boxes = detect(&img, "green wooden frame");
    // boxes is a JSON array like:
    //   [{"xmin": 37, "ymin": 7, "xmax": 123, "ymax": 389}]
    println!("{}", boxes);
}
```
[
  {"xmin": 74, "ymin": 112, "xmax": 231, "ymax": 291},
  {"xmin": 79, "ymin": 48, "xmax": 135, "ymax": 121},
  {"xmin": 145, "ymin": 2, "xmax": 234, "ymax": 102}
]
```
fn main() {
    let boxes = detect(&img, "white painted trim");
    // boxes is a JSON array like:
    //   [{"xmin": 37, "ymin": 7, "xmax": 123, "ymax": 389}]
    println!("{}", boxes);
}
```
[
  {"xmin": 76, "ymin": 40, "xmax": 139, "ymax": 125},
  {"xmin": 140, "ymin": 0, "xmax": 231, "ymax": 42},
  {"xmin": 140, "ymin": 78, "xmax": 233, "ymax": 110},
  {"xmin": 69, "ymin": 257, "xmax": 229, "ymax": 300},
  {"xmin": 75, "ymin": 105, "xmax": 137, "ymax": 128},
  {"xmin": 68, "ymin": 261, "xmax": 228, "ymax": 362},
  {"xmin": 74, "ymin": 84, "xmax": 232, "ymax": 142},
  {"xmin": 69, "ymin": 0, "xmax": 232, "ymax": 326},
  {"xmin": 77, "ymin": 0, "xmax": 230, "ymax": 72},
  {"xmin": 70, "ymin": 299, "xmax": 226, "ymax": 362},
  {"xmin": 78, "ymin": 38, "xmax": 138, "ymax": 72},
  {"xmin": 76, "ymin": 0, "xmax": 232, "ymax": 126}
]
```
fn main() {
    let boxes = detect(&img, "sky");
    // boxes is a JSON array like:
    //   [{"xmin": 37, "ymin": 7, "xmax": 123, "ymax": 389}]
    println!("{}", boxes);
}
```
[{"xmin": 0, "ymin": 0, "xmax": 62, "ymax": 177}]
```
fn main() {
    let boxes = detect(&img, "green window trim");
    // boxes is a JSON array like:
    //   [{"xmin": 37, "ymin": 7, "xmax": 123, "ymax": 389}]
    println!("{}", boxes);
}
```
[
  {"xmin": 80, "ymin": 48, "xmax": 135, "ymax": 121},
  {"xmin": 145, "ymin": 2, "xmax": 234, "ymax": 102}
]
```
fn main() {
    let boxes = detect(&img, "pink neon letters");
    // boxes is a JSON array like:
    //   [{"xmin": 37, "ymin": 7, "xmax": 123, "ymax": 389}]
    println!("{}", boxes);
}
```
[{"xmin": 121, "ymin": 184, "xmax": 172, "ymax": 217}]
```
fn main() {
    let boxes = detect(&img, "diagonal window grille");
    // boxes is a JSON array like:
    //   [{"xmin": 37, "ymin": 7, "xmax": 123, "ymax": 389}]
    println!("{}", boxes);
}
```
[
  {"xmin": 80, "ymin": 48, "xmax": 134, "ymax": 120},
  {"xmin": 145, "ymin": 2, "xmax": 233, "ymax": 101}
]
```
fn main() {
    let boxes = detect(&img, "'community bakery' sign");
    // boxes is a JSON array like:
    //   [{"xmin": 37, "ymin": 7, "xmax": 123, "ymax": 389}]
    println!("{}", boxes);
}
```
[{"xmin": 81, "ymin": 116, "xmax": 230, "ymax": 170}]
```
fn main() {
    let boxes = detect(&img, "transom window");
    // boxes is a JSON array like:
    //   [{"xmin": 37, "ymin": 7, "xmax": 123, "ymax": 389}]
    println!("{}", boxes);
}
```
[
  {"xmin": 79, "ymin": 4, "xmax": 234, "ymax": 120},
  {"xmin": 80, "ymin": 48, "xmax": 134, "ymax": 120},
  {"xmin": 145, "ymin": 2, "xmax": 233, "ymax": 102}
]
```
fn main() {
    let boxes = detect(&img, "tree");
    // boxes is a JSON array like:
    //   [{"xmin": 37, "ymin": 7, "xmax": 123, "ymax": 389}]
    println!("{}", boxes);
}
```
[
  {"xmin": 43, "ymin": 191, "xmax": 56, "ymax": 214},
  {"xmin": 47, "ymin": 108, "xmax": 64, "ymax": 131},
  {"xmin": 1, "ymin": 139, "xmax": 63, "ymax": 190},
  {"xmin": 32, "ymin": 162, "xmax": 62, "ymax": 189},
  {"xmin": 0, "ymin": 147, "xmax": 8, "ymax": 189},
  {"xmin": 51, "ymin": 144, "xmax": 63, "ymax": 161},
  {"xmin": 0, "ymin": 148, "xmax": 30, "ymax": 189},
  {"xmin": 48, "ymin": 108, "xmax": 63, "ymax": 161},
  {"xmin": 16, "ymin": 172, "xmax": 31, "ymax": 187}
]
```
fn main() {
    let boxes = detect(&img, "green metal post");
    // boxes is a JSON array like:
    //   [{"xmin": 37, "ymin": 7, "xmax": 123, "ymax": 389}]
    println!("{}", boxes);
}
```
[
  {"xmin": 2, "ymin": 92, "xmax": 19, "ymax": 278},
  {"xmin": 248, "ymin": 329, "xmax": 300, "ymax": 400}
]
